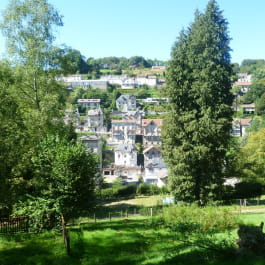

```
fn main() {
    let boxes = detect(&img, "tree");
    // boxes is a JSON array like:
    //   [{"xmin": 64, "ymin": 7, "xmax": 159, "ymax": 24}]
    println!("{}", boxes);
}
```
[
  {"xmin": 162, "ymin": 0, "xmax": 233, "ymax": 204},
  {"xmin": 256, "ymin": 92, "xmax": 265, "ymax": 115},
  {"xmin": 0, "ymin": 0, "xmax": 76, "ymax": 212},
  {"xmin": 0, "ymin": 62, "xmax": 28, "ymax": 211},
  {"xmin": 15, "ymin": 136, "xmax": 98, "ymax": 223},
  {"xmin": 238, "ymin": 128, "xmax": 265, "ymax": 185},
  {"xmin": 0, "ymin": 0, "xmax": 70, "ymax": 137},
  {"xmin": 52, "ymin": 46, "xmax": 90, "ymax": 74},
  {"xmin": 243, "ymin": 79, "xmax": 265, "ymax": 103}
]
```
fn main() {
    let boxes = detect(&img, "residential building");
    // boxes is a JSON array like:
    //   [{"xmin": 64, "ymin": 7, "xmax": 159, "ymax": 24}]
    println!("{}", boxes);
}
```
[
  {"xmin": 143, "ymin": 146, "xmax": 168, "ymax": 187},
  {"xmin": 242, "ymin": 103, "xmax": 255, "ymax": 114},
  {"xmin": 142, "ymin": 119, "xmax": 163, "ymax": 146},
  {"xmin": 111, "ymin": 119, "xmax": 140, "ymax": 144},
  {"xmin": 80, "ymin": 135, "xmax": 102, "ymax": 168},
  {"xmin": 114, "ymin": 144, "xmax": 138, "ymax": 167},
  {"xmin": 137, "ymin": 76, "xmax": 157, "ymax": 87},
  {"xmin": 116, "ymin": 94, "xmax": 137, "ymax": 111},
  {"xmin": 232, "ymin": 118, "xmax": 252, "ymax": 136},
  {"xmin": 60, "ymin": 75, "xmax": 107, "ymax": 89},
  {"xmin": 142, "ymin": 97, "xmax": 168, "ymax": 105},
  {"xmin": 77, "ymin": 99, "xmax": 101, "ymax": 108},
  {"xmin": 233, "ymin": 73, "xmax": 252, "ymax": 93},
  {"xmin": 103, "ymin": 166, "xmax": 141, "ymax": 184},
  {"xmin": 87, "ymin": 108, "xmax": 104, "ymax": 133}
]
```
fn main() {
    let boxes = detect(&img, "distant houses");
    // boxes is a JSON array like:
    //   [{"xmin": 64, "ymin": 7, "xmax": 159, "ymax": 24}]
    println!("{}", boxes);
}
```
[{"xmin": 63, "ymin": 71, "xmax": 259, "ymax": 187}]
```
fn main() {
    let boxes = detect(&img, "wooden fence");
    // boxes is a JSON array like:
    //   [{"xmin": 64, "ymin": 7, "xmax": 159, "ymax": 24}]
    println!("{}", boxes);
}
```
[{"xmin": 0, "ymin": 216, "xmax": 29, "ymax": 234}]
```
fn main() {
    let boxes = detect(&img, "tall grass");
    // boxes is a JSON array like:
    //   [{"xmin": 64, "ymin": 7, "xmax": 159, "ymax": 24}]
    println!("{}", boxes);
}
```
[{"xmin": 162, "ymin": 205, "xmax": 239, "ymax": 233}]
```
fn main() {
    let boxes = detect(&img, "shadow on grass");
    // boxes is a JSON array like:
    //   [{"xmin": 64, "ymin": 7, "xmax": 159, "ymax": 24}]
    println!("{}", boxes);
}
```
[
  {"xmin": 1, "ymin": 219, "xmax": 263, "ymax": 265},
  {"xmin": 0, "ymin": 232, "xmax": 81, "ymax": 265}
]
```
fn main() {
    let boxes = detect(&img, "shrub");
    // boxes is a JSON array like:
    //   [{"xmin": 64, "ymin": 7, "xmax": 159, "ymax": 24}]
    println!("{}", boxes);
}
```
[
  {"xmin": 137, "ymin": 183, "xmax": 150, "ymax": 195},
  {"xmin": 137, "ymin": 183, "xmax": 161, "ymax": 195},
  {"xmin": 99, "ymin": 188, "xmax": 117, "ymax": 200},
  {"xmin": 162, "ymin": 205, "xmax": 239, "ymax": 233},
  {"xmin": 117, "ymin": 184, "xmax": 136, "ymax": 197}
]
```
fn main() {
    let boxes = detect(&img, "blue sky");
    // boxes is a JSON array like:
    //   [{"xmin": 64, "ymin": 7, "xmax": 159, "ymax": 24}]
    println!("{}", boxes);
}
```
[{"xmin": 0, "ymin": 0, "xmax": 264, "ymax": 64}]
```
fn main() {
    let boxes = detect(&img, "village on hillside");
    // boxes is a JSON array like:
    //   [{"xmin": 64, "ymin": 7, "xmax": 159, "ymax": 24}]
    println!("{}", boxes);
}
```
[{"xmin": 62, "ymin": 71, "xmax": 255, "ymax": 187}]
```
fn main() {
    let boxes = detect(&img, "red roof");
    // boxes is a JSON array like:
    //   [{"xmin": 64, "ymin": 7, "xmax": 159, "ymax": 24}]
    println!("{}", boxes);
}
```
[{"xmin": 142, "ymin": 119, "xmax": 163, "ymax": 127}]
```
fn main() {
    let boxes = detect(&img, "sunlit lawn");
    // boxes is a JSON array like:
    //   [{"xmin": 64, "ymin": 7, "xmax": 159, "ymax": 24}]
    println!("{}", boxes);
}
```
[{"xmin": 1, "ymin": 212, "xmax": 265, "ymax": 265}]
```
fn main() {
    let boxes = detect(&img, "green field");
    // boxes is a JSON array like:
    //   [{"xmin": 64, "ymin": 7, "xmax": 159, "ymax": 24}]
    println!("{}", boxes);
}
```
[{"xmin": 1, "ymin": 206, "xmax": 265, "ymax": 265}]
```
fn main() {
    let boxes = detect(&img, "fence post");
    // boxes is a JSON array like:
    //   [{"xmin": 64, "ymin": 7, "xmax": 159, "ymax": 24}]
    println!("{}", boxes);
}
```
[
  {"xmin": 120, "ymin": 210, "xmax": 123, "ymax": 218},
  {"xmin": 126, "ymin": 210, "xmax": 128, "ymax": 218},
  {"xmin": 150, "ymin": 208, "xmax": 153, "ymax": 217},
  {"xmin": 94, "ymin": 213, "xmax": 96, "ymax": 223},
  {"xmin": 109, "ymin": 212, "xmax": 111, "ymax": 222},
  {"xmin": 134, "ymin": 208, "xmax": 136, "ymax": 216}
]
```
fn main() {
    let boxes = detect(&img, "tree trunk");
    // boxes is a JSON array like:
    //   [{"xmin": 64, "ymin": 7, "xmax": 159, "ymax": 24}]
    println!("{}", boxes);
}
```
[{"xmin": 61, "ymin": 214, "xmax": 70, "ymax": 255}]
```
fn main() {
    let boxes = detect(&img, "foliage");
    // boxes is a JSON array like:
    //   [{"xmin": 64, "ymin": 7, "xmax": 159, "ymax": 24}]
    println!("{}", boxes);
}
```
[
  {"xmin": 256, "ymin": 92, "xmax": 265, "ymax": 115},
  {"xmin": 13, "ymin": 135, "xmax": 98, "ymax": 229},
  {"xmin": 136, "ymin": 183, "xmax": 161, "ymax": 195},
  {"xmin": 0, "ymin": 0, "xmax": 78, "ymax": 215},
  {"xmin": 243, "ymin": 79, "xmax": 265, "ymax": 103},
  {"xmin": 246, "ymin": 116, "xmax": 265, "ymax": 133},
  {"xmin": 233, "ymin": 182, "xmax": 263, "ymax": 199},
  {"xmin": 162, "ymin": 0, "xmax": 233, "ymax": 204},
  {"xmin": 238, "ymin": 128, "xmax": 265, "ymax": 184},
  {"xmin": 163, "ymin": 205, "xmax": 239, "ymax": 233},
  {"xmin": 0, "ymin": 0, "xmax": 63, "ymax": 65}
]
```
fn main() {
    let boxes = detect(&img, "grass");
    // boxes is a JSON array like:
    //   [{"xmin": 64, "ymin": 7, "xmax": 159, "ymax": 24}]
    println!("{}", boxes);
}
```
[{"xmin": 1, "ymin": 206, "xmax": 265, "ymax": 265}]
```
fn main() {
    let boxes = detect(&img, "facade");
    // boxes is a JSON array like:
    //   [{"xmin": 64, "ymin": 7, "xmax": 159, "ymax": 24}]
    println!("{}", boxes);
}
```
[
  {"xmin": 143, "ymin": 146, "xmax": 168, "ymax": 187},
  {"xmin": 61, "ymin": 75, "xmax": 108, "ymax": 89},
  {"xmin": 77, "ymin": 99, "xmax": 101, "ymax": 108},
  {"xmin": 142, "ymin": 119, "xmax": 162, "ymax": 146},
  {"xmin": 114, "ymin": 144, "xmax": 138, "ymax": 167},
  {"xmin": 116, "ymin": 94, "xmax": 137, "ymax": 111},
  {"xmin": 103, "ymin": 166, "xmax": 141, "ymax": 184},
  {"xmin": 233, "ymin": 73, "xmax": 252, "ymax": 94},
  {"xmin": 80, "ymin": 135, "xmax": 102, "ymax": 168},
  {"xmin": 241, "ymin": 103, "xmax": 255, "ymax": 114},
  {"xmin": 111, "ymin": 119, "xmax": 140, "ymax": 143},
  {"xmin": 87, "ymin": 108, "xmax": 104, "ymax": 133},
  {"xmin": 232, "ymin": 118, "xmax": 252, "ymax": 137}
]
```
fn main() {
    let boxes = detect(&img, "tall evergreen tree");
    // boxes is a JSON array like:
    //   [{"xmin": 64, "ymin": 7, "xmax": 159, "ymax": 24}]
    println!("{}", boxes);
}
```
[{"xmin": 162, "ymin": 0, "xmax": 233, "ymax": 204}]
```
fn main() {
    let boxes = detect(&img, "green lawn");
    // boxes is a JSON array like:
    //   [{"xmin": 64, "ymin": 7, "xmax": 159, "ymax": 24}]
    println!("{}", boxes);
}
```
[{"xmin": 1, "ymin": 212, "xmax": 265, "ymax": 265}]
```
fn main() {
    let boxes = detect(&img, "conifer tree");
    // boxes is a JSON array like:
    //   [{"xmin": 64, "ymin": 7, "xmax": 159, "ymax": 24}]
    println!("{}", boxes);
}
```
[{"xmin": 162, "ymin": 0, "xmax": 233, "ymax": 204}]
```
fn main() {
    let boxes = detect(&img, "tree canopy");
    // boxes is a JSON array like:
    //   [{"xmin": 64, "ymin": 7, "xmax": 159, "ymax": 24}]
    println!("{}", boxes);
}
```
[{"xmin": 162, "ymin": 0, "xmax": 233, "ymax": 204}]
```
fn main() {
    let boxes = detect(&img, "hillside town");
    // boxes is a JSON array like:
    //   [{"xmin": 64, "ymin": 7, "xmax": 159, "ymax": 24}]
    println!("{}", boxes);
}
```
[{"xmin": 63, "ymin": 72, "xmax": 255, "ymax": 187}]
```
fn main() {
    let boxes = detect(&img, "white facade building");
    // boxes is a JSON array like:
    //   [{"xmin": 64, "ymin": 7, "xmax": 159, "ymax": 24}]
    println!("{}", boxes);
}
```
[
  {"xmin": 116, "ymin": 94, "xmax": 137, "ymax": 111},
  {"xmin": 114, "ymin": 144, "xmax": 138, "ymax": 167}
]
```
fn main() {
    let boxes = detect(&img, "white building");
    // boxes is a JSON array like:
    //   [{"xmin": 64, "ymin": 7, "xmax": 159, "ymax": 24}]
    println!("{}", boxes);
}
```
[
  {"xmin": 143, "ymin": 146, "xmax": 168, "ymax": 187},
  {"xmin": 60, "ymin": 75, "xmax": 107, "ymax": 89},
  {"xmin": 232, "ymin": 118, "xmax": 252, "ymax": 137},
  {"xmin": 114, "ymin": 144, "xmax": 138, "ymax": 167},
  {"xmin": 142, "ymin": 119, "xmax": 163, "ymax": 146},
  {"xmin": 77, "ymin": 99, "xmax": 101, "ymax": 108},
  {"xmin": 87, "ymin": 108, "xmax": 104, "ymax": 133},
  {"xmin": 103, "ymin": 166, "xmax": 141, "ymax": 184},
  {"xmin": 111, "ymin": 119, "xmax": 140, "ymax": 144},
  {"xmin": 116, "ymin": 94, "xmax": 137, "ymax": 111},
  {"xmin": 136, "ymin": 76, "xmax": 157, "ymax": 87}
]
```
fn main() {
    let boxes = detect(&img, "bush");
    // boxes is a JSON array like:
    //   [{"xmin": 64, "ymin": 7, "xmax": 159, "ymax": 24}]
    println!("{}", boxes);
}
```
[
  {"xmin": 162, "ymin": 205, "xmax": 239, "ymax": 233},
  {"xmin": 117, "ymin": 184, "xmax": 136, "ymax": 197},
  {"xmin": 99, "ymin": 188, "xmax": 117, "ymax": 200},
  {"xmin": 137, "ymin": 183, "xmax": 150, "ymax": 195},
  {"xmin": 137, "ymin": 184, "xmax": 161, "ymax": 195}
]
